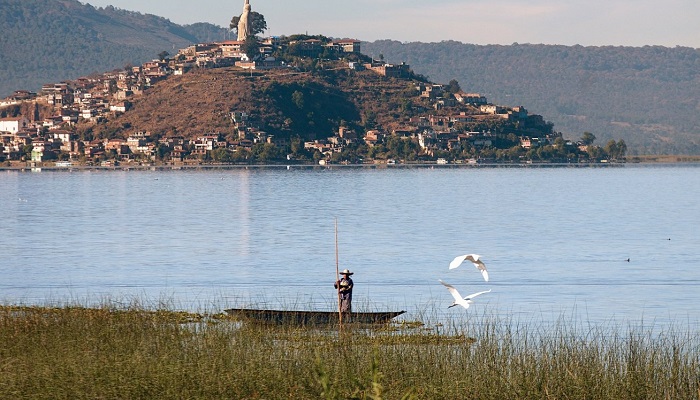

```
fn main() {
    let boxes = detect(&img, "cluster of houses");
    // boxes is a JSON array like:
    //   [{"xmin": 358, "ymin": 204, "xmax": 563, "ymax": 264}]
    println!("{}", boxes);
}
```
[
  {"xmin": 290, "ymin": 88, "xmax": 553, "ymax": 161},
  {"xmin": 1, "ymin": 33, "xmax": 554, "ymax": 166}
]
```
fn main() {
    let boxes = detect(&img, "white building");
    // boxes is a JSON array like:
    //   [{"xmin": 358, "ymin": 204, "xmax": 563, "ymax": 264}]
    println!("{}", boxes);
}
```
[{"xmin": 0, "ymin": 117, "xmax": 30, "ymax": 133}]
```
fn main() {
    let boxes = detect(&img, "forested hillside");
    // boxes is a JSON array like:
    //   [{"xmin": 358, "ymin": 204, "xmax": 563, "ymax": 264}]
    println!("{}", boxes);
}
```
[
  {"xmin": 0, "ymin": 0, "xmax": 225, "ymax": 97},
  {"xmin": 364, "ymin": 41, "xmax": 700, "ymax": 155}
]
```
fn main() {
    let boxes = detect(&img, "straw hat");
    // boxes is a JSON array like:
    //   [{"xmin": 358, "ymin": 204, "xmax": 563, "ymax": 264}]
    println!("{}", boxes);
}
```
[{"xmin": 340, "ymin": 269, "xmax": 354, "ymax": 275}]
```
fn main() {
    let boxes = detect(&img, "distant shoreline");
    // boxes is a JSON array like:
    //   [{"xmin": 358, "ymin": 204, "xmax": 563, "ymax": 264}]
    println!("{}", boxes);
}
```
[{"xmin": 2, "ymin": 156, "xmax": 700, "ymax": 172}]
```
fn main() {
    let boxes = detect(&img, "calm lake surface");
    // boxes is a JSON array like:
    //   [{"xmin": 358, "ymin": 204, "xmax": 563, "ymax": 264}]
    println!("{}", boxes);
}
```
[{"xmin": 1, "ymin": 165, "xmax": 699, "ymax": 330}]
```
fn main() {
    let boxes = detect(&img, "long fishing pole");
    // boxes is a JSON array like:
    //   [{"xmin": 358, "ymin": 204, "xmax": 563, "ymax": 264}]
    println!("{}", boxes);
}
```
[{"xmin": 335, "ymin": 218, "xmax": 342, "ymax": 326}]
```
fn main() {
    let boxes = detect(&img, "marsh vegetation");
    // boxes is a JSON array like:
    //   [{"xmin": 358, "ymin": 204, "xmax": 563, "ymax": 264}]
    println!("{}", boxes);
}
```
[{"xmin": 1, "ymin": 302, "xmax": 699, "ymax": 399}]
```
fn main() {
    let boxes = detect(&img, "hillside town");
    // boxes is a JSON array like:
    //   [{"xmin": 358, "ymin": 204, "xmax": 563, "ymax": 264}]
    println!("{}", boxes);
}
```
[
  {"xmin": 1, "ymin": 0, "xmax": 613, "ymax": 167},
  {"xmin": 0, "ymin": 36, "xmax": 399, "ymax": 166}
]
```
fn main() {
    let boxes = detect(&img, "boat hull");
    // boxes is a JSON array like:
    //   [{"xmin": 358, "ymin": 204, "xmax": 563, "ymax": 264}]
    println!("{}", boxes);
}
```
[{"xmin": 224, "ymin": 308, "xmax": 405, "ymax": 325}]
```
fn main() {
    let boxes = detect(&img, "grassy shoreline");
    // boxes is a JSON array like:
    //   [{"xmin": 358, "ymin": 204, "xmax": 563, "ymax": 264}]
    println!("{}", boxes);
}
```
[{"xmin": 2, "ymin": 303, "xmax": 698, "ymax": 399}]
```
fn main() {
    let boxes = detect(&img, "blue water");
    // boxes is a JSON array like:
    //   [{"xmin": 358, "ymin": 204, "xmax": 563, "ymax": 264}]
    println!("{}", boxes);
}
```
[{"xmin": 1, "ymin": 165, "xmax": 699, "ymax": 329}]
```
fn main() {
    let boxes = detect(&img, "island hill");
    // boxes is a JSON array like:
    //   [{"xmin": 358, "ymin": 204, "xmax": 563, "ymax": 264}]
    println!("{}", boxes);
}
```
[{"xmin": 0, "ymin": 15, "xmax": 627, "ymax": 166}]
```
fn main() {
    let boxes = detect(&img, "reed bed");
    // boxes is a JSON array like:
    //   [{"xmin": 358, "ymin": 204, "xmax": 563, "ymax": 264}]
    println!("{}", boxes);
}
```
[{"xmin": 1, "ymin": 302, "xmax": 699, "ymax": 399}]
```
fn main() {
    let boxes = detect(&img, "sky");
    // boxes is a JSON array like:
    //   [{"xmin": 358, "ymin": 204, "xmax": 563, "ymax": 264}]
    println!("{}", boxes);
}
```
[{"xmin": 83, "ymin": 0, "xmax": 700, "ymax": 48}]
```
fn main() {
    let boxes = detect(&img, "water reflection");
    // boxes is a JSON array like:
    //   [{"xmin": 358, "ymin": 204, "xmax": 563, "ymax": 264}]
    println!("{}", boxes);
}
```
[{"xmin": 0, "ymin": 166, "xmax": 699, "ymax": 331}]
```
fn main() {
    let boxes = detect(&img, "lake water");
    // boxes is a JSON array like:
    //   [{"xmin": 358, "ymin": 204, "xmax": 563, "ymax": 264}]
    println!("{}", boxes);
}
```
[{"xmin": 1, "ymin": 165, "xmax": 699, "ymax": 330}]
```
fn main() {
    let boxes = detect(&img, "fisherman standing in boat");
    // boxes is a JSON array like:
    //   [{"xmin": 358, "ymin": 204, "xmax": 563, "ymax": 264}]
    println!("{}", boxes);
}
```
[{"xmin": 334, "ymin": 269, "xmax": 354, "ymax": 314}]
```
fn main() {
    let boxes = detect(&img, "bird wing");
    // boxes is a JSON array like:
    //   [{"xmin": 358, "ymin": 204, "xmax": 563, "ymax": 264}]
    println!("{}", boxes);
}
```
[
  {"xmin": 464, "ymin": 289, "xmax": 491, "ymax": 300},
  {"xmin": 449, "ymin": 255, "xmax": 468, "ymax": 269},
  {"xmin": 464, "ymin": 254, "xmax": 480, "ymax": 263},
  {"xmin": 439, "ymin": 280, "xmax": 464, "ymax": 302},
  {"xmin": 465, "ymin": 255, "xmax": 489, "ymax": 281},
  {"xmin": 451, "ymin": 254, "xmax": 489, "ymax": 282},
  {"xmin": 480, "ymin": 269, "xmax": 489, "ymax": 282},
  {"xmin": 472, "ymin": 259, "xmax": 489, "ymax": 282}
]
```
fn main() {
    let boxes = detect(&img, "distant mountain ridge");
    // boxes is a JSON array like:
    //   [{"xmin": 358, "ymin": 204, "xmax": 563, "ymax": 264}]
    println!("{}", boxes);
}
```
[
  {"xmin": 0, "ymin": 0, "xmax": 226, "ymax": 97},
  {"xmin": 363, "ymin": 40, "xmax": 700, "ymax": 154}
]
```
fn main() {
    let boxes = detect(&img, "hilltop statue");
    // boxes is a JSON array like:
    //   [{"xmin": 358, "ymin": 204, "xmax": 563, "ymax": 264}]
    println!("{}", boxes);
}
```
[
  {"xmin": 230, "ymin": 1, "xmax": 267, "ymax": 41},
  {"xmin": 237, "ymin": 0, "xmax": 252, "ymax": 41}
]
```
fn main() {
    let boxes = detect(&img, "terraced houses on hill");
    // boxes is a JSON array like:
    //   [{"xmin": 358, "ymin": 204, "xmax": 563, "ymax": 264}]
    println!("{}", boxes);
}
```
[{"xmin": 1, "ymin": 35, "xmax": 545, "ymax": 165}]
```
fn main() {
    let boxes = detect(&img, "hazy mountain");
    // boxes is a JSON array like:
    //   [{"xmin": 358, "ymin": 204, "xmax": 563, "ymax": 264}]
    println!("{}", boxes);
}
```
[
  {"xmin": 0, "ymin": 0, "xmax": 226, "ymax": 97},
  {"xmin": 363, "ymin": 40, "xmax": 700, "ymax": 155}
]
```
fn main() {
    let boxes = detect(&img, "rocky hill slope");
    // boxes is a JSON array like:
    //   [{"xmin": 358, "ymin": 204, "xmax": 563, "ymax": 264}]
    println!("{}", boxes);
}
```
[{"xmin": 88, "ymin": 65, "xmax": 442, "ymax": 143}]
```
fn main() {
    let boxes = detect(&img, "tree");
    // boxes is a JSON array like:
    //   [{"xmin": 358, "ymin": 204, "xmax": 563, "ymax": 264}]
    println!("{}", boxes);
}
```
[
  {"xmin": 252, "ymin": 143, "xmax": 283, "ymax": 163},
  {"xmin": 20, "ymin": 144, "xmax": 33, "ymax": 159},
  {"xmin": 506, "ymin": 133, "xmax": 519, "ymax": 146},
  {"xmin": 232, "ymin": 148, "xmax": 251, "ymax": 163},
  {"xmin": 362, "ymin": 111, "xmax": 377, "ymax": 130},
  {"xmin": 241, "ymin": 36, "xmax": 260, "ymax": 59},
  {"xmin": 498, "ymin": 145, "xmax": 522, "ymax": 161},
  {"xmin": 447, "ymin": 79, "xmax": 461, "ymax": 94},
  {"xmin": 617, "ymin": 139, "xmax": 627, "ymax": 158},
  {"xmin": 290, "ymin": 136, "xmax": 304, "ymax": 154},
  {"xmin": 155, "ymin": 144, "xmax": 170, "ymax": 161},
  {"xmin": 312, "ymin": 149, "xmax": 327, "ymax": 163},
  {"xmin": 291, "ymin": 91, "xmax": 305, "ymax": 109},
  {"xmin": 604, "ymin": 139, "xmax": 618, "ymax": 160},
  {"xmin": 399, "ymin": 99, "xmax": 413, "ymax": 114},
  {"xmin": 553, "ymin": 136, "xmax": 566, "ymax": 149},
  {"xmin": 581, "ymin": 131, "xmax": 596, "ymax": 146},
  {"xmin": 384, "ymin": 135, "xmax": 419, "ymax": 160},
  {"xmin": 604, "ymin": 139, "xmax": 628, "ymax": 160},
  {"xmin": 230, "ymin": 16, "xmax": 239, "ymax": 32},
  {"xmin": 587, "ymin": 145, "xmax": 604, "ymax": 160},
  {"xmin": 211, "ymin": 147, "xmax": 233, "ymax": 163},
  {"xmin": 157, "ymin": 51, "xmax": 169, "ymax": 61},
  {"xmin": 289, "ymin": 136, "xmax": 312, "ymax": 160},
  {"xmin": 230, "ymin": 11, "xmax": 267, "ymax": 37}
]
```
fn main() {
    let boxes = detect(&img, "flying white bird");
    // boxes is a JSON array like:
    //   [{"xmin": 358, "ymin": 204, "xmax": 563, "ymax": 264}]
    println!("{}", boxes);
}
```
[
  {"xmin": 439, "ymin": 280, "xmax": 491, "ymax": 309},
  {"xmin": 449, "ymin": 254, "xmax": 489, "ymax": 282}
]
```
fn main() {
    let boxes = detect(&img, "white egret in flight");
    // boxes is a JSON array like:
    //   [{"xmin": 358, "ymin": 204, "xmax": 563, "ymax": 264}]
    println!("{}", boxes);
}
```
[
  {"xmin": 449, "ymin": 254, "xmax": 489, "ymax": 281},
  {"xmin": 439, "ymin": 280, "xmax": 491, "ymax": 309}
]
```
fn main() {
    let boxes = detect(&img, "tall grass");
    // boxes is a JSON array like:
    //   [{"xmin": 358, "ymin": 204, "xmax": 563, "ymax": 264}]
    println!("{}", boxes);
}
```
[{"xmin": 1, "ymin": 302, "xmax": 699, "ymax": 399}]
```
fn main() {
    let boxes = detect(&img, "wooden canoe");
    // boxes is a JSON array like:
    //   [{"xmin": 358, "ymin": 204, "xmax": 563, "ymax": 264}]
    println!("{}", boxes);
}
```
[{"xmin": 224, "ymin": 308, "xmax": 406, "ymax": 325}]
